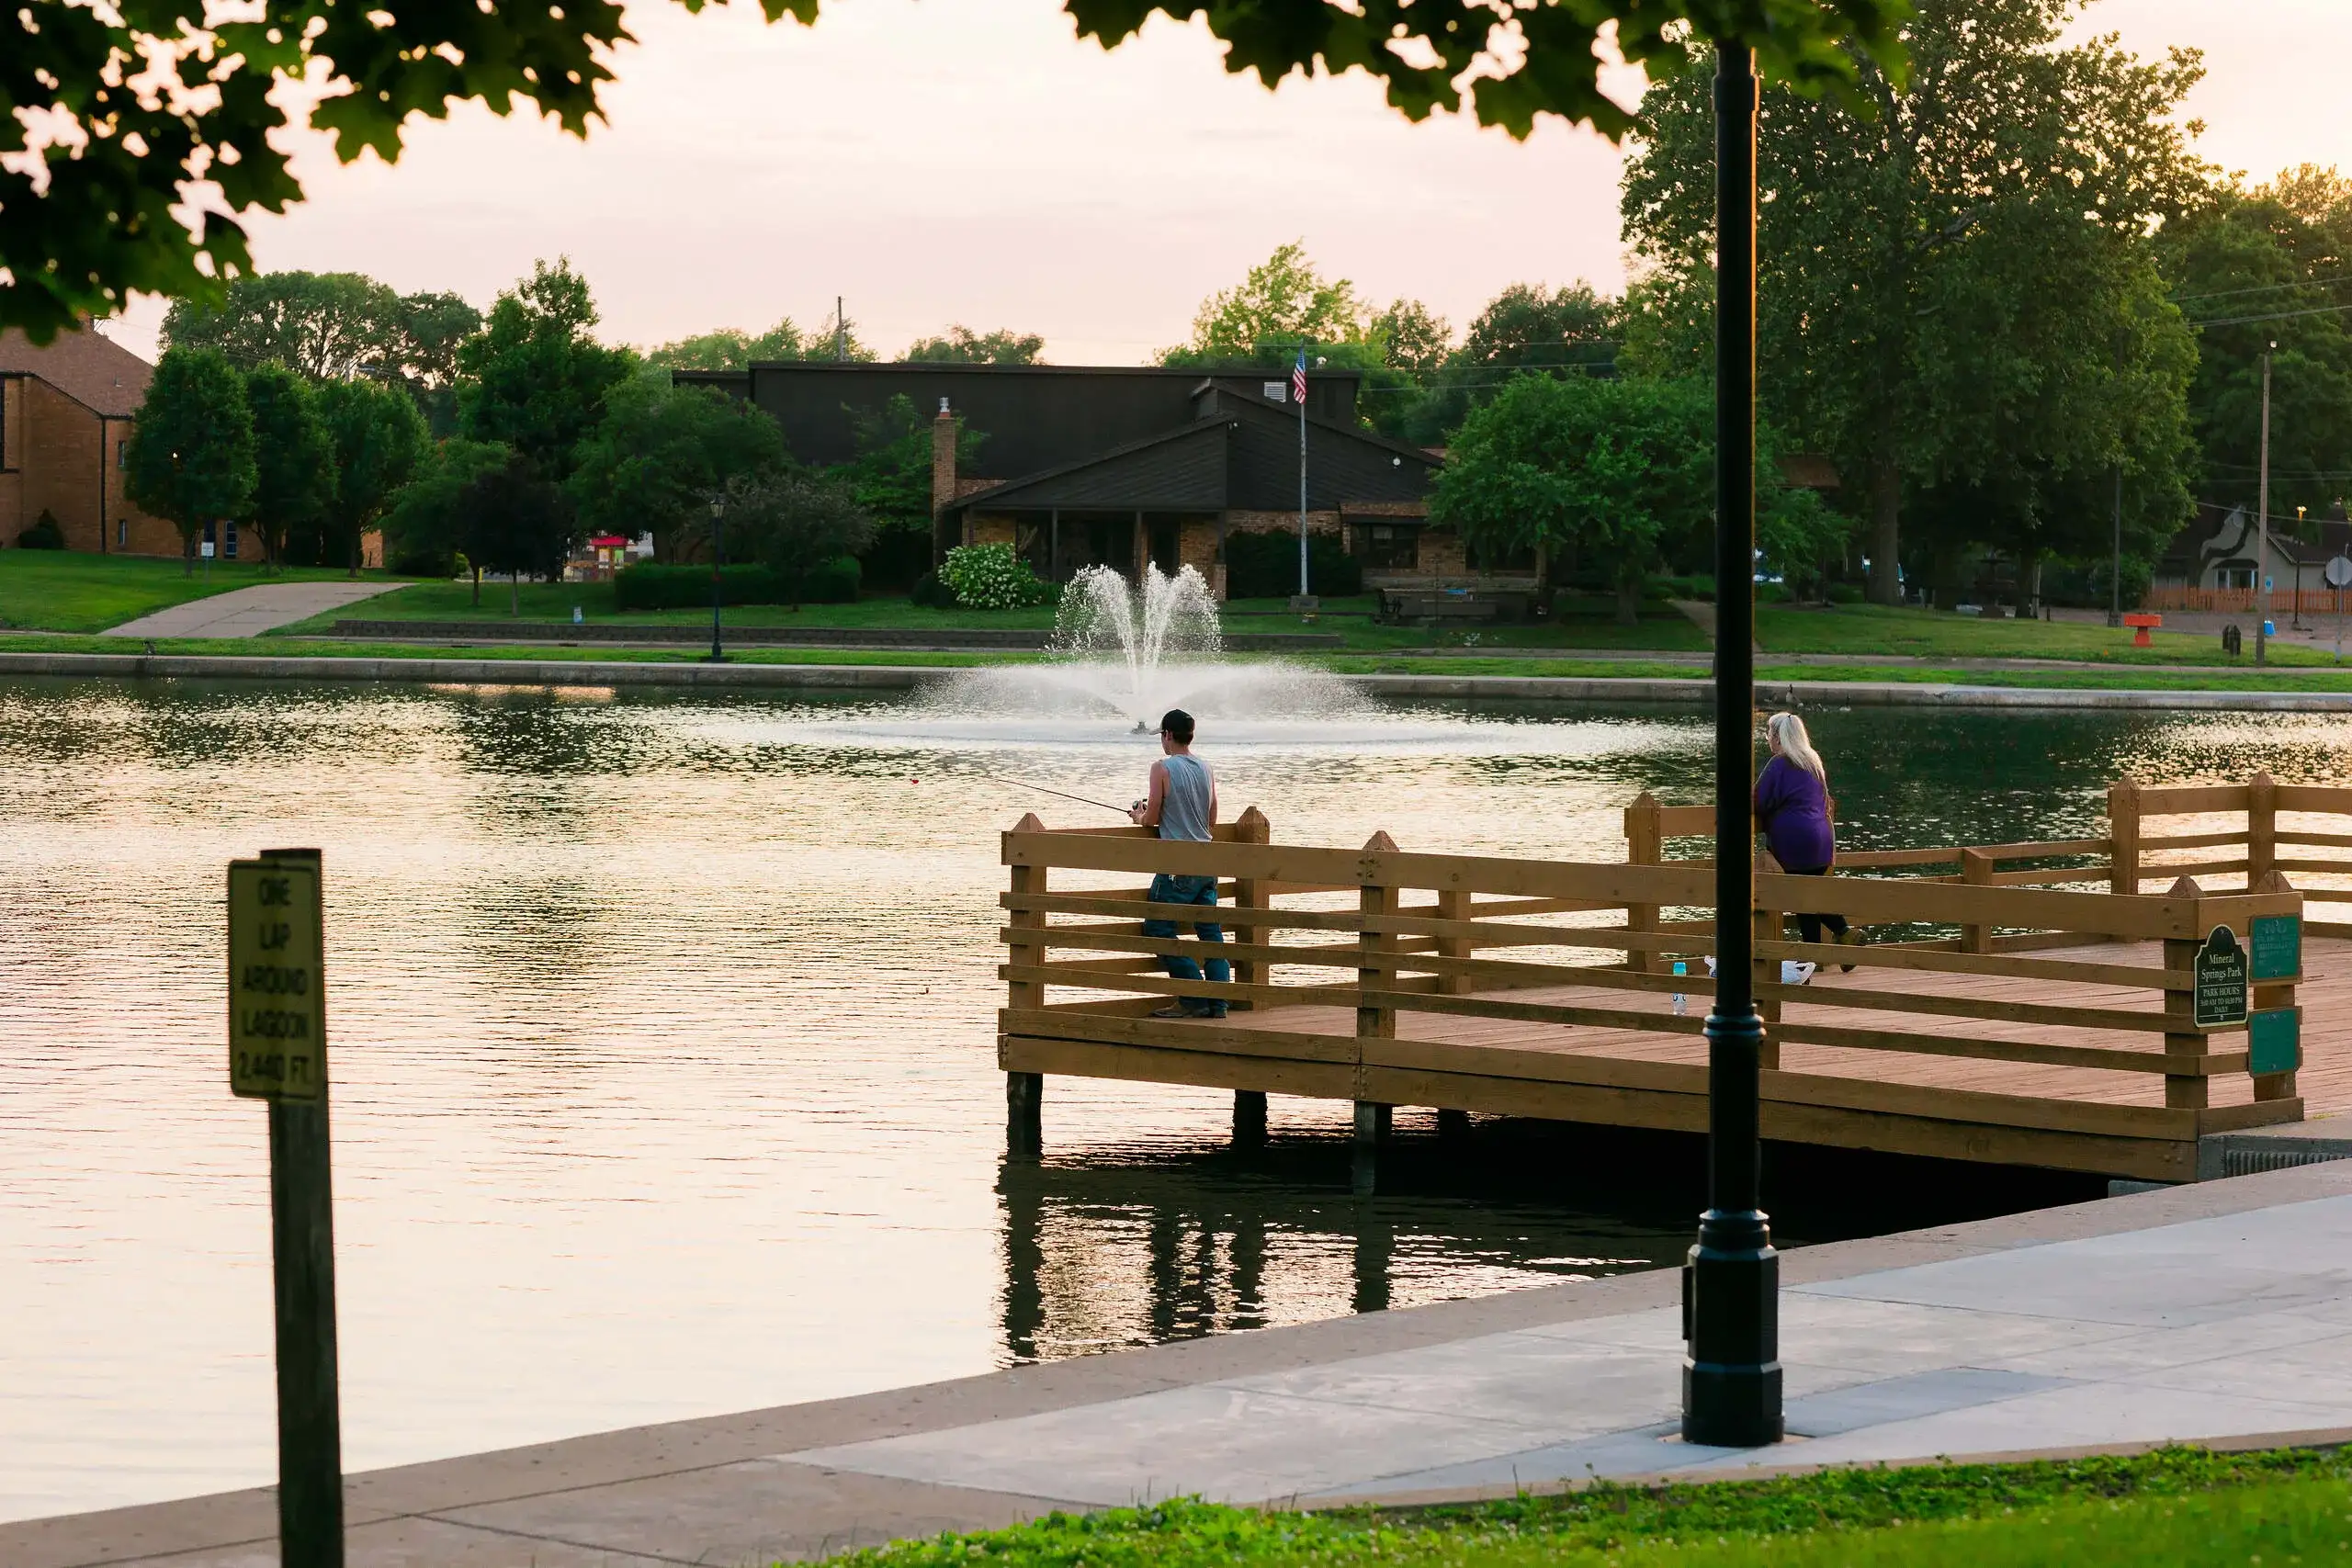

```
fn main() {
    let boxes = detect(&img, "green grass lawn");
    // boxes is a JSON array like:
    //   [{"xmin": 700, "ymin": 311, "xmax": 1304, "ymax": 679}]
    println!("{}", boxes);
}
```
[
  {"xmin": 277, "ymin": 583, "xmax": 1713, "ymax": 652},
  {"xmin": 1756, "ymin": 602, "xmax": 2342, "ymax": 666},
  {"xmin": 0, "ymin": 551, "xmax": 396, "ymax": 634},
  {"xmin": 809, "ymin": 1446, "xmax": 2352, "ymax": 1567}
]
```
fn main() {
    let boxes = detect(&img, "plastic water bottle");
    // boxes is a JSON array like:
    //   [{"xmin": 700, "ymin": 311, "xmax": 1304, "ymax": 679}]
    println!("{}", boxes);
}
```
[{"xmin": 1670, "ymin": 961, "xmax": 1688, "ymax": 1017}]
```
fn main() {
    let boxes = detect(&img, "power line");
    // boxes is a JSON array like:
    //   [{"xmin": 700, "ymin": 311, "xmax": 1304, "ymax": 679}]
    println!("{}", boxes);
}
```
[
  {"xmin": 2170, "ymin": 272, "xmax": 2352, "ymax": 305},
  {"xmin": 2186, "ymin": 302, "xmax": 2352, "ymax": 329}
]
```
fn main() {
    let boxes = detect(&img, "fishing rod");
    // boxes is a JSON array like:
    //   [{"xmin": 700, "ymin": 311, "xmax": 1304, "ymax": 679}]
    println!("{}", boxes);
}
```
[{"xmin": 963, "ymin": 770, "xmax": 1134, "ymax": 818}]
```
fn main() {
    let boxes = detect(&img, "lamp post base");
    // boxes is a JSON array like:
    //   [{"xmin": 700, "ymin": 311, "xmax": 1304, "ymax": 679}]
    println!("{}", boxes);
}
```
[{"xmin": 1682, "ymin": 1214, "xmax": 1782, "ymax": 1448}]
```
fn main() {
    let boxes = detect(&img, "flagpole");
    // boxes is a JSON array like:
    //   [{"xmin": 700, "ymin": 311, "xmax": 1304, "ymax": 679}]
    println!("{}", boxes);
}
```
[{"xmin": 1296, "ymin": 347, "xmax": 1309, "ymax": 600}]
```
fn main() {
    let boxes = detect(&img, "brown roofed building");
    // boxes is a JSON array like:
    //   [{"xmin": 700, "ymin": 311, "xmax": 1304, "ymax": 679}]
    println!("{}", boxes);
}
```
[{"xmin": 0, "ymin": 326, "xmax": 176, "ymax": 555}]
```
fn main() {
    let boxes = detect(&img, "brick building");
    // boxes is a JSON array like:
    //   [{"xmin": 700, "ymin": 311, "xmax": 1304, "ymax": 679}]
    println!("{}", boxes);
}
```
[
  {"xmin": 0, "ymin": 327, "xmax": 175, "ymax": 556},
  {"xmin": 674, "ymin": 362, "xmax": 1516, "ymax": 595}
]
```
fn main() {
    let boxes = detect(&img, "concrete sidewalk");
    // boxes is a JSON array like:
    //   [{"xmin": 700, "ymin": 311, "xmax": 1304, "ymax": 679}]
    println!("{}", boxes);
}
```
[
  {"xmin": 15, "ymin": 1160, "xmax": 2352, "ymax": 1568},
  {"xmin": 102, "ymin": 581, "xmax": 405, "ymax": 639}
]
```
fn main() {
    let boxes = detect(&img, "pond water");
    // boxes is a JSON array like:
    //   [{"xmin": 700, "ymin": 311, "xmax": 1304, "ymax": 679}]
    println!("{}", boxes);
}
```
[{"xmin": 3, "ymin": 675, "xmax": 2348, "ymax": 1522}]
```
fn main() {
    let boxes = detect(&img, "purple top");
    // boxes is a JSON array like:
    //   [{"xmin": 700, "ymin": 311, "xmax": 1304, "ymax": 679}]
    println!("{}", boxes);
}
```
[{"xmin": 1754, "ymin": 754, "xmax": 1836, "ymax": 872}]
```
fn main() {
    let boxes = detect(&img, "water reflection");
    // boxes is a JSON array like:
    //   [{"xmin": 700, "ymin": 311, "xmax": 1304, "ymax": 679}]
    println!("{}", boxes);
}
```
[{"xmin": 0, "ymin": 676, "xmax": 2343, "ymax": 1522}]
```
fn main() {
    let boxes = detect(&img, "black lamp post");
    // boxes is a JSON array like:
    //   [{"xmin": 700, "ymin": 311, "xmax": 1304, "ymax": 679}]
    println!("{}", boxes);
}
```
[
  {"xmin": 706, "ymin": 493, "xmax": 727, "ymax": 663},
  {"xmin": 1683, "ymin": 40, "xmax": 1782, "ymax": 1451}
]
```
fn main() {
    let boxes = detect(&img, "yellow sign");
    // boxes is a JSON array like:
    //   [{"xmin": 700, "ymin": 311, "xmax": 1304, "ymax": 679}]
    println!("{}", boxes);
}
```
[{"xmin": 228, "ymin": 856, "xmax": 325, "ymax": 1101}]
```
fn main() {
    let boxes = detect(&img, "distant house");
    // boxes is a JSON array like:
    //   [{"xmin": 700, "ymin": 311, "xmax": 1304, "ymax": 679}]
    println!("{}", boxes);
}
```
[
  {"xmin": 2150, "ymin": 502, "xmax": 2352, "ymax": 609},
  {"xmin": 0, "ymin": 327, "xmax": 176, "ymax": 556},
  {"xmin": 673, "ymin": 362, "xmax": 1502, "ymax": 595}
]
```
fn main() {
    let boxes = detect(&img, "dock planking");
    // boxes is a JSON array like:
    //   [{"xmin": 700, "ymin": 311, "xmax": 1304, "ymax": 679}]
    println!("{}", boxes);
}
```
[{"xmin": 996, "ymin": 778, "xmax": 2349, "ymax": 1183}]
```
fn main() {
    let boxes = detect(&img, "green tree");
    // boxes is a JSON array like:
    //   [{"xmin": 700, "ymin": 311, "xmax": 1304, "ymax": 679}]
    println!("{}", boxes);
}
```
[
  {"xmin": 316, "ymin": 377, "xmax": 427, "ymax": 576},
  {"xmin": 1623, "ymin": 0, "xmax": 2208, "ymax": 604},
  {"xmin": 162, "ymin": 272, "xmax": 401, "ymax": 380},
  {"xmin": 1431, "ymin": 374, "xmax": 1838, "ymax": 621},
  {"xmin": 241, "ymin": 363, "xmax": 333, "ymax": 569},
  {"xmin": 122, "ymin": 348, "xmax": 256, "ymax": 575},
  {"xmin": 8, "ymin": 1, "xmax": 1904, "ymax": 341},
  {"xmin": 457, "ymin": 457, "xmax": 578, "ymax": 615},
  {"xmin": 2160, "ymin": 169, "xmax": 2352, "ymax": 523},
  {"xmin": 456, "ymin": 257, "xmax": 633, "ymax": 481},
  {"xmin": 903, "ymin": 326, "xmax": 1046, "ymax": 364},
  {"xmin": 381, "ymin": 438, "xmax": 513, "ymax": 590},
  {"xmin": 568, "ymin": 369, "xmax": 789, "ymax": 552},
  {"xmin": 647, "ymin": 319, "xmax": 817, "ymax": 370},
  {"xmin": 1370, "ymin": 299, "xmax": 1452, "ymax": 377},
  {"xmin": 827, "ymin": 393, "xmax": 986, "ymax": 588},
  {"xmin": 1457, "ymin": 283, "xmax": 1618, "ymax": 373},
  {"xmin": 1161, "ymin": 242, "xmax": 1368, "ymax": 362},
  {"xmin": 728, "ymin": 469, "xmax": 877, "ymax": 609}
]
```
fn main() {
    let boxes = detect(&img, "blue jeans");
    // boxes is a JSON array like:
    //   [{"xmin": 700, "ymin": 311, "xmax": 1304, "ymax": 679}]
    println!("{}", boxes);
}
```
[{"xmin": 1143, "ymin": 873, "xmax": 1229, "ymax": 1013}]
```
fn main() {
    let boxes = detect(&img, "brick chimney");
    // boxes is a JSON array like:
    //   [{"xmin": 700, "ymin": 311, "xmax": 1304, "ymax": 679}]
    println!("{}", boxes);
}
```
[{"xmin": 931, "ymin": 396, "xmax": 957, "ymax": 519}]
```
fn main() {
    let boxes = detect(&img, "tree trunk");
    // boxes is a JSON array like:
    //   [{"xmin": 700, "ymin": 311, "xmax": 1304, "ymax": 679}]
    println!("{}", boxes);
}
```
[
  {"xmin": 509, "ymin": 572, "xmax": 519, "ymax": 615},
  {"xmin": 1615, "ymin": 573, "xmax": 1641, "ymax": 627},
  {"xmin": 184, "ymin": 529, "xmax": 197, "ymax": 578},
  {"xmin": 1866, "ymin": 445, "xmax": 1903, "ymax": 606},
  {"xmin": 471, "ymin": 566, "xmax": 481, "ymax": 607}
]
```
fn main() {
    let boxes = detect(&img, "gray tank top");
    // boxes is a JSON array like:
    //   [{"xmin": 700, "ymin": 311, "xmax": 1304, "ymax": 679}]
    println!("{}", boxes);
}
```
[{"xmin": 1158, "ymin": 753, "xmax": 1213, "ymax": 842}]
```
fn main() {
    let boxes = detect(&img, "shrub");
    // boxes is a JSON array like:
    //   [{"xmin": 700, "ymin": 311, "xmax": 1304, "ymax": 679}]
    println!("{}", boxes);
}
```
[
  {"xmin": 1224, "ymin": 529, "xmax": 1361, "ymax": 599},
  {"xmin": 941, "ymin": 543, "xmax": 1057, "ymax": 609},
  {"xmin": 613, "ymin": 558, "xmax": 859, "ymax": 609},
  {"xmin": 17, "ymin": 511, "xmax": 65, "ymax": 549},
  {"xmin": 909, "ymin": 570, "xmax": 958, "ymax": 609},
  {"xmin": 1825, "ymin": 581, "xmax": 1865, "ymax": 604}
]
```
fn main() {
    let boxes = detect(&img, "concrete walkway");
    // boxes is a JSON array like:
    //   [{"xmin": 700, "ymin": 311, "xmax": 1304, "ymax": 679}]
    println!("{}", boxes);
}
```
[
  {"xmin": 101, "ymin": 581, "xmax": 404, "ymax": 639},
  {"xmin": 14, "ymin": 1159, "xmax": 2352, "ymax": 1568}
]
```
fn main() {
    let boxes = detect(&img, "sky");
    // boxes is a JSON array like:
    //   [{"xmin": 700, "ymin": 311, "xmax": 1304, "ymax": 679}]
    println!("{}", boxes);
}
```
[{"xmin": 103, "ymin": 0, "xmax": 2352, "ymax": 366}]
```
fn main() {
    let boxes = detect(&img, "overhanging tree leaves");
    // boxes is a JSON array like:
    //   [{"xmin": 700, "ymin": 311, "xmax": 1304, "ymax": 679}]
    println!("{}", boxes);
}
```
[
  {"xmin": 7, "ymin": 1, "xmax": 1906, "ymax": 340},
  {"xmin": 122, "ymin": 348, "xmax": 256, "ymax": 575}
]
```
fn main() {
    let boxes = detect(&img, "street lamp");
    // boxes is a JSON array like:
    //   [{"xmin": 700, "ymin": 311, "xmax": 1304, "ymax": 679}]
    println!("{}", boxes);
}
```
[
  {"xmin": 2295, "ymin": 505, "xmax": 2310, "ymax": 631},
  {"xmin": 1684, "ymin": 41, "xmax": 1781, "ymax": 1451},
  {"xmin": 706, "ymin": 493, "xmax": 728, "ymax": 663},
  {"xmin": 2256, "ymin": 341, "xmax": 2276, "ymax": 665}
]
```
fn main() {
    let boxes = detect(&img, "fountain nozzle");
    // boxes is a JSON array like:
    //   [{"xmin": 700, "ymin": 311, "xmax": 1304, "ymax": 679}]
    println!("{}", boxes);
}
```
[{"xmin": 1133, "ymin": 720, "xmax": 1149, "ymax": 733}]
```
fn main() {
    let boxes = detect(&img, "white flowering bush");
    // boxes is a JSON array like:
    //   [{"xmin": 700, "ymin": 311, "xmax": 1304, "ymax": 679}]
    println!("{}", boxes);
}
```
[{"xmin": 941, "ymin": 543, "xmax": 1057, "ymax": 610}]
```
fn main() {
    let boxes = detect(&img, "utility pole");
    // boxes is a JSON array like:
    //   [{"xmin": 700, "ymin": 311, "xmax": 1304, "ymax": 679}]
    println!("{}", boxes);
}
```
[
  {"xmin": 1683, "ymin": 39, "xmax": 1781, "ymax": 1452},
  {"xmin": 835, "ymin": 296, "xmax": 846, "ymax": 363},
  {"xmin": 2257, "ymin": 341, "xmax": 2275, "ymax": 665},
  {"xmin": 2108, "ymin": 467, "xmax": 2122, "ymax": 628}
]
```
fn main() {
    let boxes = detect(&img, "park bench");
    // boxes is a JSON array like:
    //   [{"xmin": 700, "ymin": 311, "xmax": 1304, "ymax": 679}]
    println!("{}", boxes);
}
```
[{"xmin": 1377, "ymin": 588, "xmax": 1533, "ymax": 624}]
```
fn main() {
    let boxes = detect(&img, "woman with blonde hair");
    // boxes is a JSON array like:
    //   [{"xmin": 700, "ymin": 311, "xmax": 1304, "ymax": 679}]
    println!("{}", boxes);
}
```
[{"xmin": 1754, "ymin": 711, "xmax": 1856, "ymax": 968}]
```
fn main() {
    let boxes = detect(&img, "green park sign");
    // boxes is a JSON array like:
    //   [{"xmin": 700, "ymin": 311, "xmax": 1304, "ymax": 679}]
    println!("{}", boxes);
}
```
[
  {"xmin": 2193, "ymin": 926, "xmax": 2250, "ymax": 1030},
  {"xmin": 2250, "ymin": 913, "xmax": 2302, "ymax": 982}
]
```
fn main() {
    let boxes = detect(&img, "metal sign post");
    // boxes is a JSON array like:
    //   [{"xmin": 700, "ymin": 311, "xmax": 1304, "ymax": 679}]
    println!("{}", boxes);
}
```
[
  {"xmin": 2326, "ymin": 555, "xmax": 2351, "ymax": 662},
  {"xmin": 229, "ymin": 849, "xmax": 344, "ymax": 1568}
]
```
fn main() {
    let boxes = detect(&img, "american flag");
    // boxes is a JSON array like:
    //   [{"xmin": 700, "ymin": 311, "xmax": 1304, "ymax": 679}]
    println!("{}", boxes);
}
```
[{"xmin": 1293, "ymin": 350, "xmax": 1308, "ymax": 405}]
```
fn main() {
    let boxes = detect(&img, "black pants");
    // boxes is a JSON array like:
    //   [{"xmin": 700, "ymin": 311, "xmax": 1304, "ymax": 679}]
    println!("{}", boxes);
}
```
[{"xmin": 1785, "ymin": 864, "xmax": 1849, "ymax": 945}]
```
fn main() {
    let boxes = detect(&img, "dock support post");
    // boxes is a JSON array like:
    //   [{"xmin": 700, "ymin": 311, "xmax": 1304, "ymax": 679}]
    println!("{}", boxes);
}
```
[
  {"xmin": 1007, "ymin": 1072, "xmax": 1043, "ymax": 1159},
  {"xmin": 2109, "ymin": 781, "xmax": 2141, "ymax": 897},
  {"xmin": 1753, "ymin": 859, "xmax": 1781, "ymax": 1072},
  {"xmin": 2161, "ymin": 875, "xmax": 2210, "ymax": 1112},
  {"xmin": 1351, "ymin": 1101, "xmax": 1389, "ymax": 1196},
  {"xmin": 1684, "ymin": 39, "xmax": 1781, "ymax": 1453},
  {"xmin": 1233, "ymin": 1089, "xmax": 1268, "ymax": 1147},
  {"xmin": 1437, "ymin": 1107, "xmax": 1471, "ymax": 1142}
]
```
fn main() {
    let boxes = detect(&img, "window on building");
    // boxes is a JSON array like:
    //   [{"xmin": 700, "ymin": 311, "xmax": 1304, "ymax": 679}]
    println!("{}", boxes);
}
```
[
  {"xmin": 118, "ymin": 518, "xmax": 126, "ymax": 548},
  {"xmin": 1351, "ymin": 523, "xmax": 1419, "ymax": 570},
  {"xmin": 224, "ymin": 521, "xmax": 239, "ymax": 559}
]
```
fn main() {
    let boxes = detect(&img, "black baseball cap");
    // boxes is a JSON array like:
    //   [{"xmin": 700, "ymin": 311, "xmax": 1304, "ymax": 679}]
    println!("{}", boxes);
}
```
[{"xmin": 1159, "ymin": 709, "xmax": 1195, "ymax": 742}]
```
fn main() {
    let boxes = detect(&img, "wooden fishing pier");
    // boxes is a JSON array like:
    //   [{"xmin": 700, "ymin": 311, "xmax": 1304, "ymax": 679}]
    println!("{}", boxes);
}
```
[{"xmin": 997, "ymin": 778, "xmax": 2352, "ymax": 1185}]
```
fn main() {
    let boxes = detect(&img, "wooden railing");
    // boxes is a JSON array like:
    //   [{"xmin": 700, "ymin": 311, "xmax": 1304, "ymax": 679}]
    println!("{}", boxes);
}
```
[
  {"xmin": 999, "ymin": 804, "xmax": 2308, "ymax": 1132},
  {"xmin": 1626, "ymin": 775, "xmax": 2352, "ymax": 941}
]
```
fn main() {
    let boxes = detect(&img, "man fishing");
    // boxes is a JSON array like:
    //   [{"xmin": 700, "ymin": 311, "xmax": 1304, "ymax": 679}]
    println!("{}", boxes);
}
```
[{"xmin": 1128, "ymin": 708, "xmax": 1228, "ymax": 1020}]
